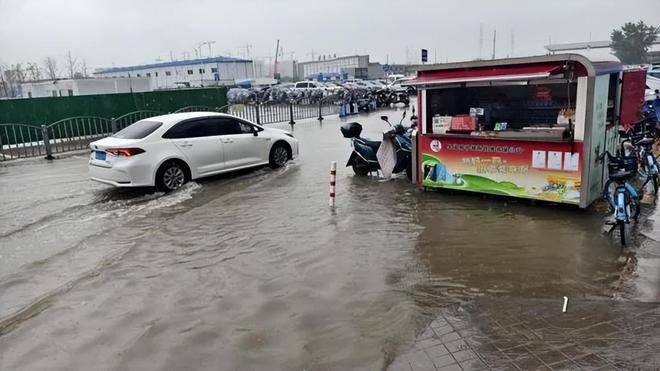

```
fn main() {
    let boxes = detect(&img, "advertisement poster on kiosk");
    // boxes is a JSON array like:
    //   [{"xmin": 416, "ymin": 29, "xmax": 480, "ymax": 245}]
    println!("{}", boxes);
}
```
[{"xmin": 419, "ymin": 135, "xmax": 583, "ymax": 204}]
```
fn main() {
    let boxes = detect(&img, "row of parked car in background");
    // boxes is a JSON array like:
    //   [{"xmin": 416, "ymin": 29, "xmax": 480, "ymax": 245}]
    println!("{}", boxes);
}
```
[{"xmin": 227, "ymin": 76, "xmax": 417, "ymax": 109}]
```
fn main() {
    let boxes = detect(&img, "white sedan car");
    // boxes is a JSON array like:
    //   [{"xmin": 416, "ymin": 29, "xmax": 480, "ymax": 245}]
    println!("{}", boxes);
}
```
[{"xmin": 89, "ymin": 112, "xmax": 299, "ymax": 191}]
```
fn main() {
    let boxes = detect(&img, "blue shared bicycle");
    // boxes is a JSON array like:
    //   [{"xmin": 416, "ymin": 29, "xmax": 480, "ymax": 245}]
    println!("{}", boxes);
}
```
[{"xmin": 602, "ymin": 151, "xmax": 640, "ymax": 245}]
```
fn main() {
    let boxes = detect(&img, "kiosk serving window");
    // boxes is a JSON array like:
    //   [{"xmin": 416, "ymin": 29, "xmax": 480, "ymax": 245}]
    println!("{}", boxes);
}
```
[{"xmin": 424, "ymin": 82, "xmax": 578, "ymax": 140}]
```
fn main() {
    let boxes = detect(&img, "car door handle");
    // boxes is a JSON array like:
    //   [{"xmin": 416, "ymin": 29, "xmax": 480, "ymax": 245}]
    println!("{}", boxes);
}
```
[
  {"xmin": 222, "ymin": 138, "xmax": 233, "ymax": 143},
  {"xmin": 180, "ymin": 142, "xmax": 193, "ymax": 147}
]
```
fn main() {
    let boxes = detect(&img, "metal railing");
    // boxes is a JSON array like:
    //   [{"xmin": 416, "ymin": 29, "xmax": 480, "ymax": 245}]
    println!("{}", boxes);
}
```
[
  {"xmin": 45, "ymin": 116, "xmax": 114, "ymax": 155},
  {"xmin": 0, "ymin": 100, "xmax": 339, "ymax": 162},
  {"xmin": 0, "ymin": 123, "xmax": 46, "ymax": 160},
  {"xmin": 229, "ymin": 100, "xmax": 338, "ymax": 125}
]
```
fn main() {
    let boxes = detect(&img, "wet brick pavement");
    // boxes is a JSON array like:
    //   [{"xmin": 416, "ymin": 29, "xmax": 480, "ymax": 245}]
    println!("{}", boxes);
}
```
[{"xmin": 389, "ymin": 297, "xmax": 660, "ymax": 370}]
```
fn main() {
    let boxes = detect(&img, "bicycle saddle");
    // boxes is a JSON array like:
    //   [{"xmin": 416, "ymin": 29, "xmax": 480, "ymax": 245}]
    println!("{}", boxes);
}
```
[{"xmin": 635, "ymin": 137, "xmax": 655, "ymax": 146}]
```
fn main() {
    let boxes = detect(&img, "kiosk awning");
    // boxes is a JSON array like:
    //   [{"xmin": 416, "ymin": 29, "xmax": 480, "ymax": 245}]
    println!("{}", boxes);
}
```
[{"xmin": 406, "ymin": 63, "xmax": 566, "ymax": 87}]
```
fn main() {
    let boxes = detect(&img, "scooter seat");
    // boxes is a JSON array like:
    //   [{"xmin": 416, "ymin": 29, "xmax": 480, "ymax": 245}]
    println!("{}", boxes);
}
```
[{"xmin": 358, "ymin": 138, "xmax": 381, "ymax": 150}]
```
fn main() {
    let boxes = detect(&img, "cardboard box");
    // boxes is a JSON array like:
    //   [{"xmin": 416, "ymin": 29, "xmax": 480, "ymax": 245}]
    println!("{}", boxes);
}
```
[{"xmin": 432, "ymin": 115, "xmax": 452, "ymax": 134}]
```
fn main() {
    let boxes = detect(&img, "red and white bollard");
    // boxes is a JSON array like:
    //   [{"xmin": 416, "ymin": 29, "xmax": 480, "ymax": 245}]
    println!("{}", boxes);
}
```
[{"xmin": 329, "ymin": 161, "xmax": 336, "ymax": 207}]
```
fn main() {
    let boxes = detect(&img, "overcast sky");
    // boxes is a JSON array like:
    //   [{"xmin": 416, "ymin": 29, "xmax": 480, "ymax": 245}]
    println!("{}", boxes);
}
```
[{"xmin": 1, "ymin": 0, "xmax": 659, "ymax": 71}]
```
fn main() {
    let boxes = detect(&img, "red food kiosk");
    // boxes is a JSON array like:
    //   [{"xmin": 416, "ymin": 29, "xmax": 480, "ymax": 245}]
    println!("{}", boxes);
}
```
[{"xmin": 407, "ymin": 54, "xmax": 646, "ymax": 208}]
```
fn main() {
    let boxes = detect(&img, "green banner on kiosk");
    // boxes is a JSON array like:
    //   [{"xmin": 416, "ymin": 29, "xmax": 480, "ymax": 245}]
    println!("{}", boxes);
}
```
[{"xmin": 419, "ymin": 135, "xmax": 583, "ymax": 205}]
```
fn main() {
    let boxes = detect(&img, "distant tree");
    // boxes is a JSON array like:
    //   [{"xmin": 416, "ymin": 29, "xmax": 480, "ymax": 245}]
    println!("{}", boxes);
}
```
[
  {"xmin": 26, "ymin": 62, "xmax": 41, "ymax": 81},
  {"xmin": 43, "ymin": 57, "xmax": 58, "ymax": 79},
  {"xmin": 0, "ymin": 64, "xmax": 25, "ymax": 97},
  {"xmin": 79, "ymin": 59, "xmax": 88, "ymax": 78},
  {"xmin": 611, "ymin": 21, "xmax": 660, "ymax": 64},
  {"xmin": 0, "ymin": 65, "xmax": 9, "ymax": 97},
  {"xmin": 65, "ymin": 51, "xmax": 78, "ymax": 79},
  {"xmin": 11, "ymin": 63, "xmax": 26, "ymax": 83}
]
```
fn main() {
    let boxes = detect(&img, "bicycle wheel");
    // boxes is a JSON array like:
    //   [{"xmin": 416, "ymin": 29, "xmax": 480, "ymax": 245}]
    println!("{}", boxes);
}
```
[
  {"xmin": 619, "ymin": 220, "xmax": 626, "ymax": 245},
  {"xmin": 603, "ymin": 179, "xmax": 617, "ymax": 212},
  {"xmin": 630, "ymin": 194, "xmax": 641, "ymax": 221}
]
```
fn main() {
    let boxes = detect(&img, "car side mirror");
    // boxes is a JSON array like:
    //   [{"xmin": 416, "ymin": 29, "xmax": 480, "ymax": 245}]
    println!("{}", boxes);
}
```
[
  {"xmin": 380, "ymin": 116, "xmax": 388, "ymax": 121},
  {"xmin": 253, "ymin": 129, "xmax": 259, "ymax": 136}
]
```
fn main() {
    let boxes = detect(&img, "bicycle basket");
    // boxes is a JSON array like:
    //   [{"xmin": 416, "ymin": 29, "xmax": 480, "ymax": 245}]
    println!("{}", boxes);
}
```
[{"xmin": 608, "ymin": 155, "xmax": 638, "ymax": 174}]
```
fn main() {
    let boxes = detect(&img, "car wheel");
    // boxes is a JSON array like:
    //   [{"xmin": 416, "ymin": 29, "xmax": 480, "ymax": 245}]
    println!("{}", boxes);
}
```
[
  {"xmin": 156, "ymin": 160, "xmax": 188, "ymax": 192},
  {"xmin": 269, "ymin": 143, "xmax": 290, "ymax": 168}
]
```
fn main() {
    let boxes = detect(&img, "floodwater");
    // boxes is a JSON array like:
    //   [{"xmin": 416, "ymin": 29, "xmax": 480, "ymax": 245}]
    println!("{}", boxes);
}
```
[{"xmin": 0, "ymin": 108, "xmax": 658, "ymax": 371}]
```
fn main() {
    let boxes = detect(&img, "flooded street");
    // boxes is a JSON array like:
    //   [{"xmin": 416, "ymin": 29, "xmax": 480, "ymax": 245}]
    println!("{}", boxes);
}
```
[{"xmin": 1, "ymin": 108, "xmax": 659, "ymax": 370}]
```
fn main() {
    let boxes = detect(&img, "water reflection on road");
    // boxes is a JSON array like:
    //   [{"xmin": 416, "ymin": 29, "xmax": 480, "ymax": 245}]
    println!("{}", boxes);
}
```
[{"xmin": 0, "ymin": 108, "xmax": 656, "ymax": 370}]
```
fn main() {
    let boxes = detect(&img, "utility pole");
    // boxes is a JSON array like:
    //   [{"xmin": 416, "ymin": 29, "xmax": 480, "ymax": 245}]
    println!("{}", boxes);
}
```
[
  {"xmin": 510, "ymin": 30, "xmax": 515, "ymax": 57},
  {"xmin": 206, "ymin": 41, "xmax": 216, "ymax": 57},
  {"xmin": 273, "ymin": 39, "xmax": 280, "ymax": 78},
  {"xmin": 196, "ymin": 41, "xmax": 215, "ymax": 58},
  {"xmin": 244, "ymin": 43, "xmax": 254, "ymax": 59},
  {"xmin": 491, "ymin": 30, "xmax": 497, "ymax": 60},
  {"xmin": 479, "ymin": 23, "xmax": 484, "ymax": 59}
]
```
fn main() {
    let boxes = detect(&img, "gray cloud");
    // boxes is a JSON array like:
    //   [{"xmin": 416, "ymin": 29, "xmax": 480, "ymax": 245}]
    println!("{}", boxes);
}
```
[{"xmin": 1, "ymin": 0, "xmax": 659, "ymax": 70}]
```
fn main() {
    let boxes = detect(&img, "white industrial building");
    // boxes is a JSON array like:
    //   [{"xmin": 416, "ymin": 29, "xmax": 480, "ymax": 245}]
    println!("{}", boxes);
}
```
[
  {"xmin": 297, "ymin": 55, "xmax": 370, "ymax": 79},
  {"xmin": 94, "ymin": 56, "xmax": 256, "ymax": 89},
  {"xmin": 276, "ymin": 60, "xmax": 298, "ymax": 80},
  {"xmin": 21, "ymin": 77, "xmax": 151, "ymax": 98}
]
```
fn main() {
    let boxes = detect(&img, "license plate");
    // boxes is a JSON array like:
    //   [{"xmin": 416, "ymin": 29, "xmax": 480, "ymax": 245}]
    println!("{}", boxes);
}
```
[{"xmin": 95, "ymin": 151, "xmax": 106, "ymax": 161}]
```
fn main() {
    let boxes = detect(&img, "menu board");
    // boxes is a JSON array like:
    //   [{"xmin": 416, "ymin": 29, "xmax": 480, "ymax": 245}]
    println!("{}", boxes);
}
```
[
  {"xmin": 563, "ymin": 152, "xmax": 579, "ymax": 172},
  {"xmin": 532, "ymin": 150, "xmax": 546, "ymax": 169},
  {"xmin": 547, "ymin": 151, "xmax": 563, "ymax": 170}
]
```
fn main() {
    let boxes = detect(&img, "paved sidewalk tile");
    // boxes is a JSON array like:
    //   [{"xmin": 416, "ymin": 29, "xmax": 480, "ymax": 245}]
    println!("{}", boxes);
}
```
[
  {"xmin": 408, "ymin": 350, "xmax": 437, "ymax": 371},
  {"xmin": 388, "ymin": 298, "xmax": 660, "ymax": 371}
]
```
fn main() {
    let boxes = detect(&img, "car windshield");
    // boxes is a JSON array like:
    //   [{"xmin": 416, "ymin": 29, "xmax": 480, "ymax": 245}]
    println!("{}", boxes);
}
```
[{"xmin": 112, "ymin": 120, "xmax": 162, "ymax": 139}]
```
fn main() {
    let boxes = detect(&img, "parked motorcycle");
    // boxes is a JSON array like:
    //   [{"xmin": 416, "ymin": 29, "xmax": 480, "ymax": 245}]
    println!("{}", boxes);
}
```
[
  {"xmin": 390, "ymin": 90, "xmax": 410, "ymax": 105},
  {"xmin": 375, "ymin": 87, "xmax": 410, "ymax": 106},
  {"xmin": 341, "ymin": 111, "xmax": 415, "ymax": 179}
]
